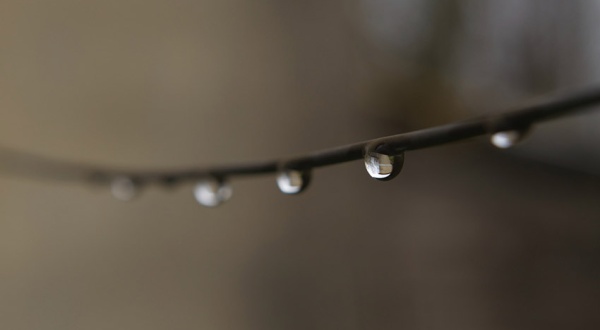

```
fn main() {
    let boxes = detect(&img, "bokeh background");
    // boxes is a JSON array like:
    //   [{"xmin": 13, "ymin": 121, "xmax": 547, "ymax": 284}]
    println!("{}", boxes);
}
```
[{"xmin": 1, "ymin": 1, "xmax": 599, "ymax": 329}]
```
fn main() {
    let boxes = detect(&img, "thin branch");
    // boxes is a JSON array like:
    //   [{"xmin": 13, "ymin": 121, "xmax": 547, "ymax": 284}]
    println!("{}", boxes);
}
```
[{"xmin": 1, "ymin": 87, "xmax": 600, "ymax": 187}]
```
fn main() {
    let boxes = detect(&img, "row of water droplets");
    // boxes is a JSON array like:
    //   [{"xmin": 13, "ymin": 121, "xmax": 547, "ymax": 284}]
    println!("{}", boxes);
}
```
[{"xmin": 109, "ymin": 128, "xmax": 527, "ymax": 206}]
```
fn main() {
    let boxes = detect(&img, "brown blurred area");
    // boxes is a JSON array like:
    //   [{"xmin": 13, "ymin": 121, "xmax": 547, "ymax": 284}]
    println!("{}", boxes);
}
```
[{"xmin": 1, "ymin": 1, "xmax": 599, "ymax": 329}]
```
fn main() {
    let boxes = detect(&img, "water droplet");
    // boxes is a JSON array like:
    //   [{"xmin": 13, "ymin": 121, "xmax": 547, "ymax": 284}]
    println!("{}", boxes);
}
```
[
  {"xmin": 193, "ymin": 179, "xmax": 232, "ymax": 207},
  {"xmin": 490, "ymin": 129, "xmax": 526, "ymax": 149},
  {"xmin": 276, "ymin": 169, "xmax": 311, "ymax": 194},
  {"xmin": 110, "ymin": 176, "xmax": 139, "ymax": 201},
  {"xmin": 364, "ymin": 145, "xmax": 404, "ymax": 181}
]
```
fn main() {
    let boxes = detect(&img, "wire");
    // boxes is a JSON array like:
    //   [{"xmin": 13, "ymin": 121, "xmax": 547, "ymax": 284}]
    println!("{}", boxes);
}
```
[{"xmin": 2, "ymin": 86, "xmax": 600, "ymax": 205}]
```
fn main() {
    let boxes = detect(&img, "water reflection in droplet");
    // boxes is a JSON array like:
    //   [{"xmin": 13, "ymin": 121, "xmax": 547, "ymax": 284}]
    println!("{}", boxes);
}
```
[
  {"xmin": 364, "ymin": 145, "xmax": 404, "ymax": 181},
  {"xmin": 193, "ymin": 179, "xmax": 232, "ymax": 207},
  {"xmin": 491, "ymin": 130, "xmax": 526, "ymax": 149},
  {"xmin": 276, "ymin": 169, "xmax": 311, "ymax": 194},
  {"xmin": 111, "ymin": 176, "xmax": 139, "ymax": 201}
]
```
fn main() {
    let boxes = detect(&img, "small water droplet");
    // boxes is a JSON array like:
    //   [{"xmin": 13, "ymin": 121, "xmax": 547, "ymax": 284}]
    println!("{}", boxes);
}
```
[
  {"xmin": 276, "ymin": 169, "xmax": 311, "ymax": 194},
  {"xmin": 111, "ymin": 176, "xmax": 139, "ymax": 201},
  {"xmin": 491, "ymin": 130, "xmax": 526, "ymax": 149},
  {"xmin": 193, "ymin": 179, "xmax": 232, "ymax": 207},
  {"xmin": 364, "ymin": 145, "xmax": 404, "ymax": 181}
]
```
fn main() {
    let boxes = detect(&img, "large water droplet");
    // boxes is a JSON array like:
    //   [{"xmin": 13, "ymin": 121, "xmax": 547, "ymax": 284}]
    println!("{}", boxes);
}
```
[
  {"xmin": 193, "ymin": 179, "xmax": 232, "ymax": 207},
  {"xmin": 364, "ymin": 145, "xmax": 404, "ymax": 181},
  {"xmin": 490, "ymin": 130, "xmax": 526, "ymax": 149},
  {"xmin": 276, "ymin": 169, "xmax": 311, "ymax": 194},
  {"xmin": 110, "ymin": 176, "xmax": 139, "ymax": 201}
]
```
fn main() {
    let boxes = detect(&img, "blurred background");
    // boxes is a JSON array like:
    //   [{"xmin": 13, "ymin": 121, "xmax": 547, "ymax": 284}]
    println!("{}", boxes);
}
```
[{"xmin": 1, "ymin": 1, "xmax": 599, "ymax": 329}]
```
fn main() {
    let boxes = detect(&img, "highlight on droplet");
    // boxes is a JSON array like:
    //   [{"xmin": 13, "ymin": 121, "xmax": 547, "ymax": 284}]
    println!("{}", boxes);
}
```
[{"xmin": 490, "ymin": 128, "xmax": 528, "ymax": 149}]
